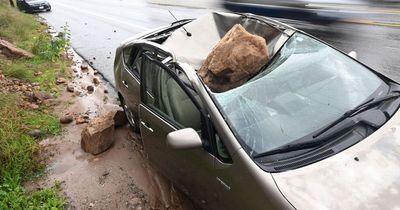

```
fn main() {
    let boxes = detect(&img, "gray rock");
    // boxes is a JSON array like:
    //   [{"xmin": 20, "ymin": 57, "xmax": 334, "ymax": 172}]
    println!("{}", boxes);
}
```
[{"xmin": 28, "ymin": 129, "xmax": 42, "ymax": 138}]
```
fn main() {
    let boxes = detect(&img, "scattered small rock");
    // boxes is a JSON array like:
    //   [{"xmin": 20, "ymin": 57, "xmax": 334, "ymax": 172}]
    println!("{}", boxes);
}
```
[
  {"xmin": 28, "ymin": 103, "xmax": 39, "ymax": 110},
  {"xmin": 81, "ymin": 63, "xmax": 88, "ymax": 71},
  {"xmin": 93, "ymin": 77, "xmax": 100, "ymax": 86},
  {"xmin": 66, "ymin": 83, "xmax": 74, "ymax": 92},
  {"xmin": 56, "ymin": 77, "xmax": 67, "ymax": 84},
  {"xmin": 76, "ymin": 116, "xmax": 88, "ymax": 124},
  {"xmin": 28, "ymin": 129, "xmax": 42, "ymax": 138},
  {"xmin": 34, "ymin": 71, "xmax": 43, "ymax": 76},
  {"xmin": 87, "ymin": 85, "xmax": 94, "ymax": 93},
  {"xmin": 60, "ymin": 114, "xmax": 73, "ymax": 124},
  {"xmin": 32, "ymin": 92, "xmax": 50, "ymax": 103}
]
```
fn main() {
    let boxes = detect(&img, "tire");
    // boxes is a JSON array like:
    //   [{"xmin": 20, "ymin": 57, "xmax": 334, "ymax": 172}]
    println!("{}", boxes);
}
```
[{"xmin": 120, "ymin": 96, "xmax": 140, "ymax": 133}]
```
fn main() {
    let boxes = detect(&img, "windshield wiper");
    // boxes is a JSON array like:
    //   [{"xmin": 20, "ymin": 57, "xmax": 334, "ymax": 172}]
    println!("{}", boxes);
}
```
[
  {"xmin": 253, "ymin": 137, "xmax": 330, "ymax": 158},
  {"xmin": 313, "ymin": 91, "xmax": 400, "ymax": 139},
  {"xmin": 253, "ymin": 92, "xmax": 400, "ymax": 159}
]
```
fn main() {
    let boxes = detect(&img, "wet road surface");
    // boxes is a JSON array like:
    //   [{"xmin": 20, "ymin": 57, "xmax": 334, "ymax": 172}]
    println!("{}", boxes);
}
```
[{"xmin": 40, "ymin": 0, "xmax": 400, "ymax": 86}]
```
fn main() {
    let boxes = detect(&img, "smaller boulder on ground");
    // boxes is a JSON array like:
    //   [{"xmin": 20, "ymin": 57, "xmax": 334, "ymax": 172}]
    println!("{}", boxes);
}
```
[{"xmin": 81, "ymin": 112, "xmax": 115, "ymax": 155}]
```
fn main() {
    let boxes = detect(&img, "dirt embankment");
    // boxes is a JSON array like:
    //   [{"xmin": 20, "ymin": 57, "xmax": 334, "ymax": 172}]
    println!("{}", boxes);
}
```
[{"xmin": 25, "ymin": 49, "xmax": 195, "ymax": 210}]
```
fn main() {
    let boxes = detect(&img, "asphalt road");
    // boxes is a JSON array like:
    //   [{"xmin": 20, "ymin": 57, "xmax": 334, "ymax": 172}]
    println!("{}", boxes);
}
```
[{"xmin": 40, "ymin": 0, "xmax": 400, "ymax": 86}]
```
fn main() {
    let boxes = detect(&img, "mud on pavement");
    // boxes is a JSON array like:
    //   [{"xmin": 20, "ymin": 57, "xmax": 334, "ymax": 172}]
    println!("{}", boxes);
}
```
[{"xmin": 24, "ymin": 49, "xmax": 196, "ymax": 210}]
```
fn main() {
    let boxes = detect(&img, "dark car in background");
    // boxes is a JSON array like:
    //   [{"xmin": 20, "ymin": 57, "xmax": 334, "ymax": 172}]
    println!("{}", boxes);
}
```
[{"xmin": 17, "ymin": 0, "xmax": 51, "ymax": 13}]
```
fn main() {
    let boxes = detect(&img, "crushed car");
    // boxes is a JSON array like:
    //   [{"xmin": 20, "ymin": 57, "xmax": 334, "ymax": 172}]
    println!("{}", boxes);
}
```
[{"xmin": 114, "ymin": 12, "xmax": 400, "ymax": 210}]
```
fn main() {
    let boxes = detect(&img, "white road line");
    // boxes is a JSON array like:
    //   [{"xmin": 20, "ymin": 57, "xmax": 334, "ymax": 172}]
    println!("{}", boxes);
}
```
[{"xmin": 51, "ymin": 1, "xmax": 150, "ymax": 31}]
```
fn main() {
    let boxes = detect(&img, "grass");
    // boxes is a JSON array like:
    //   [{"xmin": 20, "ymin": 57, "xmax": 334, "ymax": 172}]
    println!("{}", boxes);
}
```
[{"xmin": 0, "ymin": 0, "xmax": 70, "ymax": 209}]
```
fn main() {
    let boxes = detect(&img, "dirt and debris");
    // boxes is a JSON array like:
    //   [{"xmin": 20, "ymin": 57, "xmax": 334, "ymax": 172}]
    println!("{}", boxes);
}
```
[
  {"xmin": 198, "ymin": 24, "xmax": 269, "ymax": 93},
  {"xmin": 24, "ymin": 49, "xmax": 195, "ymax": 210}
]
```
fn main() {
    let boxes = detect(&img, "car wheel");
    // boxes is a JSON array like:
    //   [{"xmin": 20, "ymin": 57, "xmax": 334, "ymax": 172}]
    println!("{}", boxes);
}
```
[{"xmin": 120, "ymin": 96, "xmax": 140, "ymax": 133}]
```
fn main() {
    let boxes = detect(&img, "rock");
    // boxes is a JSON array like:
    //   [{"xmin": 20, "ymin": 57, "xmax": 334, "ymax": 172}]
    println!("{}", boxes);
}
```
[
  {"xmin": 198, "ymin": 24, "xmax": 269, "ymax": 93},
  {"xmin": 0, "ymin": 39, "xmax": 34, "ymax": 59},
  {"xmin": 33, "ymin": 92, "xmax": 50, "ymax": 103},
  {"xmin": 34, "ymin": 71, "xmax": 43, "ymax": 76},
  {"xmin": 104, "ymin": 89, "xmax": 108, "ymax": 94},
  {"xmin": 87, "ymin": 85, "xmax": 94, "ymax": 93},
  {"xmin": 76, "ymin": 116, "xmax": 88, "ymax": 124},
  {"xmin": 81, "ymin": 63, "xmax": 88, "ymax": 71},
  {"xmin": 112, "ymin": 110, "xmax": 127, "ymax": 127},
  {"xmin": 66, "ymin": 83, "xmax": 74, "ymax": 92},
  {"xmin": 81, "ymin": 112, "xmax": 115, "ymax": 155},
  {"xmin": 28, "ymin": 103, "xmax": 39, "ymax": 110},
  {"xmin": 60, "ymin": 114, "xmax": 73, "ymax": 124},
  {"xmin": 28, "ymin": 129, "xmax": 42, "ymax": 138},
  {"xmin": 56, "ymin": 77, "xmax": 67, "ymax": 84},
  {"xmin": 93, "ymin": 77, "xmax": 100, "ymax": 86}
]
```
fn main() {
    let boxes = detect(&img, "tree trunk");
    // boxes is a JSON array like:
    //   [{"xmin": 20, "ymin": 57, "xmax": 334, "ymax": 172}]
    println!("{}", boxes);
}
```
[{"xmin": 9, "ymin": 0, "xmax": 15, "ymax": 7}]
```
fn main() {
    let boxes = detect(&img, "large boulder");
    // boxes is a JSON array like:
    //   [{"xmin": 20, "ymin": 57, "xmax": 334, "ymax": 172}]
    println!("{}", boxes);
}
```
[
  {"xmin": 81, "ymin": 112, "xmax": 115, "ymax": 155},
  {"xmin": 198, "ymin": 24, "xmax": 269, "ymax": 93},
  {"xmin": 0, "ymin": 39, "xmax": 34, "ymax": 59}
]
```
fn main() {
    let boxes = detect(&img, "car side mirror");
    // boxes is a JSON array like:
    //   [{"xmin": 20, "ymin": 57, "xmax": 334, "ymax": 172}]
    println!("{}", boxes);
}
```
[
  {"xmin": 166, "ymin": 128, "xmax": 203, "ymax": 150},
  {"xmin": 348, "ymin": 51, "xmax": 358, "ymax": 59}
]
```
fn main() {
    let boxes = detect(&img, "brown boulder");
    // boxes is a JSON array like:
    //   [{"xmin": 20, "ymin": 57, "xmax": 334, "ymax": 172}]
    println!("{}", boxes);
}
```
[
  {"xmin": 0, "ymin": 39, "xmax": 34, "ymax": 59},
  {"xmin": 81, "ymin": 113, "xmax": 115, "ymax": 155},
  {"xmin": 198, "ymin": 24, "xmax": 269, "ymax": 93}
]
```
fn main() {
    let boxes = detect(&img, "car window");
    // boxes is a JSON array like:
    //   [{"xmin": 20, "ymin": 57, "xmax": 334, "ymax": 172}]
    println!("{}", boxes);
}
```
[
  {"xmin": 123, "ymin": 46, "xmax": 141, "ymax": 76},
  {"xmin": 215, "ymin": 133, "xmax": 232, "ymax": 163},
  {"xmin": 141, "ymin": 55, "xmax": 202, "ymax": 132}
]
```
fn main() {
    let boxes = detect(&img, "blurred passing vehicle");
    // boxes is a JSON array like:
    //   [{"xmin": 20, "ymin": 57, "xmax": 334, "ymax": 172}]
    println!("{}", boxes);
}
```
[
  {"xmin": 222, "ymin": 0, "xmax": 367, "ymax": 23},
  {"xmin": 114, "ymin": 12, "xmax": 400, "ymax": 210},
  {"xmin": 16, "ymin": 0, "xmax": 51, "ymax": 13}
]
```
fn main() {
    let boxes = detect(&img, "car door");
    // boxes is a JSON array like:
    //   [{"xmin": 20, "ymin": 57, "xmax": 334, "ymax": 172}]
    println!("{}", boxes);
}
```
[
  {"xmin": 139, "ymin": 53, "xmax": 219, "ymax": 208},
  {"xmin": 120, "ymin": 45, "xmax": 142, "ymax": 121}
]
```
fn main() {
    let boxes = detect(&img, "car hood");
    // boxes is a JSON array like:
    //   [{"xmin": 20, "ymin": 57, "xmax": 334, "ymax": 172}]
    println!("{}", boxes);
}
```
[{"xmin": 272, "ymin": 109, "xmax": 400, "ymax": 210}]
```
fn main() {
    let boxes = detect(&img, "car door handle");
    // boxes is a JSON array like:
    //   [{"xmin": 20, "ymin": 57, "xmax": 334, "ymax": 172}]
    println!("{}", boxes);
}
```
[
  {"xmin": 122, "ymin": 80, "xmax": 129, "ymax": 88},
  {"xmin": 140, "ymin": 121, "xmax": 153, "ymax": 132}
]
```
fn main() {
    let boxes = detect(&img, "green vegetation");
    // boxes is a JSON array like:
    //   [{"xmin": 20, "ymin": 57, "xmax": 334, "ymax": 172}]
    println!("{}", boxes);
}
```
[{"xmin": 0, "ymin": 0, "xmax": 70, "ymax": 209}]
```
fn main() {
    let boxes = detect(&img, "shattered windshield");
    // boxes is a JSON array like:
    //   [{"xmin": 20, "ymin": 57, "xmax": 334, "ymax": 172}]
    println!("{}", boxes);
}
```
[{"xmin": 211, "ymin": 32, "xmax": 385, "ymax": 157}]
